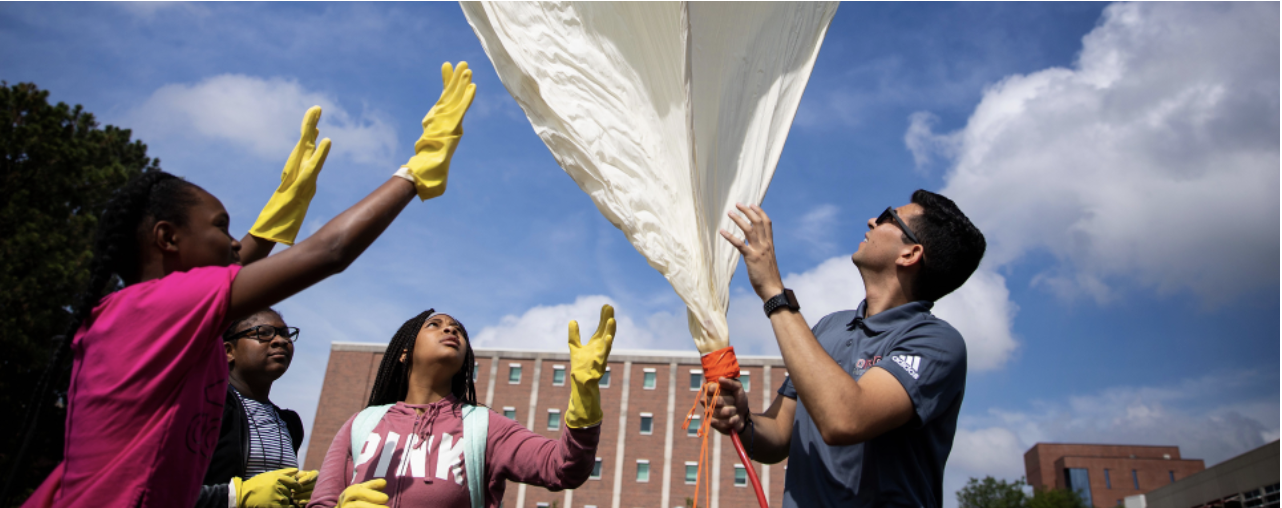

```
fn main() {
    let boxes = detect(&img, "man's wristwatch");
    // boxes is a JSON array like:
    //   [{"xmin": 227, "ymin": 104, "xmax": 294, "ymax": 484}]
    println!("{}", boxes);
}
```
[{"xmin": 763, "ymin": 289, "xmax": 799, "ymax": 317}]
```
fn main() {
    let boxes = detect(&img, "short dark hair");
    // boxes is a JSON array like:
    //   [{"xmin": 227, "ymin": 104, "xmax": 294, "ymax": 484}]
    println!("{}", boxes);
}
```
[
  {"xmin": 222, "ymin": 308, "xmax": 283, "ymax": 341},
  {"xmin": 907, "ymin": 190, "xmax": 986, "ymax": 302}
]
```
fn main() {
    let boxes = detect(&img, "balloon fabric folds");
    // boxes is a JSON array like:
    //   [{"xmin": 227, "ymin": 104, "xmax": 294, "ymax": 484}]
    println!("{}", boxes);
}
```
[{"xmin": 462, "ymin": 2, "xmax": 838, "ymax": 354}]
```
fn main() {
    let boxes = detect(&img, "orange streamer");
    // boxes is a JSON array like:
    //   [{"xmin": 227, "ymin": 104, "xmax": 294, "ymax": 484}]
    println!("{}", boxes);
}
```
[{"xmin": 681, "ymin": 346, "xmax": 743, "ymax": 508}]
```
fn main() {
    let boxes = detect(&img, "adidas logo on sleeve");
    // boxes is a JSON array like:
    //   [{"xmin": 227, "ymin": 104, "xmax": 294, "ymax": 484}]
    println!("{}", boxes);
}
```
[{"xmin": 891, "ymin": 355, "xmax": 921, "ymax": 379}]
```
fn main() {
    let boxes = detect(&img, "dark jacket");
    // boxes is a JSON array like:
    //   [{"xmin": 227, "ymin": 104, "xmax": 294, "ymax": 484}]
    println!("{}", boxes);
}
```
[{"xmin": 194, "ymin": 386, "xmax": 304, "ymax": 508}]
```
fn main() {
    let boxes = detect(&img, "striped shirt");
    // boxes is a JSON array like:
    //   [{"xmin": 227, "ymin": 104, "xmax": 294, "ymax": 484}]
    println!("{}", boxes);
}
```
[{"xmin": 233, "ymin": 390, "xmax": 299, "ymax": 476}]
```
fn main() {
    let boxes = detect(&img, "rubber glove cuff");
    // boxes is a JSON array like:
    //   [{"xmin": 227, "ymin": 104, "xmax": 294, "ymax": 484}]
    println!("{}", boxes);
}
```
[{"xmin": 233, "ymin": 468, "xmax": 300, "ymax": 508}]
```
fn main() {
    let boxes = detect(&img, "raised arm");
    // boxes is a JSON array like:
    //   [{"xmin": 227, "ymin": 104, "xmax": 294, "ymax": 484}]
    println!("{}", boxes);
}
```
[
  {"xmin": 228, "ymin": 177, "xmax": 415, "ymax": 320},
  {"xmin": 226, "ymin": 61, "xmax": 476, "ymax": 322},
  {"xmin": 719, "ymin": 203, "xmax": 914, "ymax": 446}
]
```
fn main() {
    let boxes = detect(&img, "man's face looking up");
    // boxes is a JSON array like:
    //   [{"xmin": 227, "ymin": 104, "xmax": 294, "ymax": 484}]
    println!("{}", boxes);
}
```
[{"xmin": 852, "ymin": 203, "xmax": 923, "ymax": 271}]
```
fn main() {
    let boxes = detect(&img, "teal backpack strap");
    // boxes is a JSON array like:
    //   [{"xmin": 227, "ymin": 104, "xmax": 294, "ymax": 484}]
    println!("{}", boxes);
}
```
[
  {"xmin": 463, "ymin": 404, "xmax": 489, "ymax": 508},
  {"xmin": 350, "ymin": 404, "xmax": 393, "ymax": 483}
]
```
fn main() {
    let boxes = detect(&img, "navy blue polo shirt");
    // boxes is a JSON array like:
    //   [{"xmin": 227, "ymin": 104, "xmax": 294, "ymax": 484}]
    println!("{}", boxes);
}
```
[{"xmin": 778, "ymin": 300, "xmax": 967, "ymax": 508}]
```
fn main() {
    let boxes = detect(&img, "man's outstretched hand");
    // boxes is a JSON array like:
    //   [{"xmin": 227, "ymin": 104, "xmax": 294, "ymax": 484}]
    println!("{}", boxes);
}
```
[{"xmin": 720, "ymin": 203, "xmax": 785, "ymax": 301}]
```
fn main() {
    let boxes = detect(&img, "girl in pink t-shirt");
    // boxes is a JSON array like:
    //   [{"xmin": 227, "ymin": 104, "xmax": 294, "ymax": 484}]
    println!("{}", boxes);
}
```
[{"xmin": 20, "ymin": 61, "xmax": 478, "ymax": 508}]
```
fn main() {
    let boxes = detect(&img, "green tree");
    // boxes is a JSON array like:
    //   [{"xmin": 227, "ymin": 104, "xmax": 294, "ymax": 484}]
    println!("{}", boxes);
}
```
[
  {"xmin": 958, "ymin": 476, "xmax": 1031, "ymax": 508},
  {"xmin": 0, "ymin": 82, "xmax": 159, "ymax": 504},
  {"xmin": 1028, "ymin": 486, "xmax": 1093, "ymax": 508},
  {"xmin": 957, "ymin": 476, "xmax": 1094, "ymax": 508}
]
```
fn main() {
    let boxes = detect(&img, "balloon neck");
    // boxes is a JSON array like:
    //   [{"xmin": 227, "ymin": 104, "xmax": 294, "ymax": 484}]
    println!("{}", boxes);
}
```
[{"xmin": 699, "ymin": 346, "xmax": 740, "ymax": 382}]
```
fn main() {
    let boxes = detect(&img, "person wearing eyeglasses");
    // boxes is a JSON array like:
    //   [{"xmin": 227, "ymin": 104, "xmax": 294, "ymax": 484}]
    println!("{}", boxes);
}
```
[
  {"xmin": 709, "ymin": 190, "xmax": 986, "ymax": 508},
  {"xmin": 195, "ymin": 308, "xmax": 315, "ymax": 508}
]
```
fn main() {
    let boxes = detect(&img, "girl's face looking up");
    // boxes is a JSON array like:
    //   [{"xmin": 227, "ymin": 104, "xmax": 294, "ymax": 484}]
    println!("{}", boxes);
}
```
[{"xmin": 409, "ymin": 314, "xmax": 468, "ymax": 373}]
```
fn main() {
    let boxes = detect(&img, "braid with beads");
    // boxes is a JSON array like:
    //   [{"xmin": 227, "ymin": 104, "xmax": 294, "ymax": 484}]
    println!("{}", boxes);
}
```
[
  {"xmin": 9, "ymin": 171, "xmax": 200, "ymax": 498},
  {"xmin": 368, "ymin": 309, "xmax": 479, "ymax": 412}
]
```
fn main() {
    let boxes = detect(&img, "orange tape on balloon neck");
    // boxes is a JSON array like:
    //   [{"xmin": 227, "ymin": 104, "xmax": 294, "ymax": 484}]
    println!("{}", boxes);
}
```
[
  {"xmin": 682, "ymin": 346, "xmax": 742, "ymax": 508},
  {"xmin": 701, "ymin": 345, "xmax": 741, "ymax": 382}
]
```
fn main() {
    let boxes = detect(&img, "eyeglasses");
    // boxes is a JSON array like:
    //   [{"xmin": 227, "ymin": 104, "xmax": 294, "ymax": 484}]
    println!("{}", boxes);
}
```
[
  {"xmin": 226, "ymin": 324, "xmax": 300, "ymax": 343},
  {"xmin": 876, "ymin": 206, "xmax": 921, "ymax": 245}
]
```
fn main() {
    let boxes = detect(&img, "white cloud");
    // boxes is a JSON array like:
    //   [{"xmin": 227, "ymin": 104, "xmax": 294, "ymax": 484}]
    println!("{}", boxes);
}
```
[
  {"xmin": 932, "ymin": 268, "xmax": 1018, "ymax": 371},
  {"xmin": 725, "ymin": 255, "xmax": 1018, "ymax": 371},
  {"xmin": 949, "ymin": 426, "xmax": 1027, "ymax": 481},
  {"xmin": 793, "ymin": 204, "xmax": 841, "ymax": 256},
  {"xmin": 909, "ymin": 2, "xmax": 1280, "ymax": 305},
  {"xmin": 471, "ymin": 295, "xmax": 691, "ymax": 352},
  {"xmin": 115, "ymin": 2, "xmax": 208, "ymax": 20},
  {"xmin": 128, "ymin": 74, "xmax": 398, "ymax": 165}
]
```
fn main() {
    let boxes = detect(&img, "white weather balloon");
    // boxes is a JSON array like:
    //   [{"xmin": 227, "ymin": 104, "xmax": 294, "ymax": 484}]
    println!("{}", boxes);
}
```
[{"xmin": 462, "ymin": 2, "xmax": 838, "ymax": 353}]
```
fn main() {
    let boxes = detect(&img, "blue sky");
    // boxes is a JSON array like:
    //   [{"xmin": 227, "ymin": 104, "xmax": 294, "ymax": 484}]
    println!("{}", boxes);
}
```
[{"xmin": 3, "ymin": 2, "xmax": 1277, "ymax": 504}]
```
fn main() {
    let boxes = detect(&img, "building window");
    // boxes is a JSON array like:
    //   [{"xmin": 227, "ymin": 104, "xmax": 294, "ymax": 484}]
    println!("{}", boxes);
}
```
[
  {"xmin": 537, "ymin": 504, "xmax": 549, "ymax": 508},
  {"xmin": 552, "ymin": 365, "xmax": 566, "ymax": 386},
  {"xmin": 689, "ymin": 370, "xmax": 703, "ymax": 391},
  {"xmin": 734, "ymin": 465, "xmax": 747, "ymax": 487},
  {"xmin": 1105, "ymin": 469, "xmax": 1111, "ymax": 489},
  {"xmin": 503, "ymin": 407, "xmax": 517, "ymax": 420},
  {"xmin": 509, "ymin": 364, "xmax": 522, "ymax": 384},
  {"xmin": 685, "ymin": 462, "xmax": 698, "ymax": 484},
  {"xmin": 547, "ymin": 409, "xmax": 561, "ymax": 430},
  {"xmin": 1065, "ymin": 468, "xmax": 1092, "ymax": 505},
  {"xmin": 741, "ymin": 371, "xmax": 751, "ymax": 392},
  {"xmin": 600, "ymin": 367, "xmax": 611, "ymax": 388},
  {"xmin": 1132, "ymin": 469, "xmax": 1139, "ymax": 490},
  {"xmin": 687, "ymin": 415, "xmax": 700, "ymax": 436},
  {"xmin": 643, "ymin": 368, "xmax": 657, "ymax": 389},
  {"xmin": 473, "ymin": 361, "xmax": 480, "ymax": 381},
  {"xmin": 636, "ymin": 460, "xmax": 650, "ymax": 482},
  {"xmin": 639, "ymin": 413, "xmax": 653, "ymax": 434},
  {"xmin": 1168, "ymin": 471, "xmax": 1175, "ymax": 484},
  {"xmin": 590, "ymin": 458, "xmax": 602, "ymax": 480}
]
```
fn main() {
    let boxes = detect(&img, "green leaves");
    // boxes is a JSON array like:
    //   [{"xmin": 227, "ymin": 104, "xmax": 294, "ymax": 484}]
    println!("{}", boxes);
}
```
[
  {"xmin": 0, "ymin": 81, "xmax": 159, "ymax": 497},
  {"xmin": 958, "ymin": 476, "xmax": 1091, "ymax": 508}
]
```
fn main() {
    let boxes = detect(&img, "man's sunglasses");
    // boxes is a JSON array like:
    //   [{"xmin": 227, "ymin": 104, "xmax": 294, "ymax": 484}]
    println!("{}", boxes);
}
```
[
  {"xmin": 226, "ymin": 324, "xmax": 300, "ymax": 343},
  {"xmin": 876, "ymin": 207, "xmax": 921, "ymax": 245}
]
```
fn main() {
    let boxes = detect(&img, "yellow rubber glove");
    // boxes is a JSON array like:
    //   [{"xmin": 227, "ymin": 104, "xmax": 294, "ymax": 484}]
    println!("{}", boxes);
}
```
[
  {"xmin": 250, "ymin": 105, "xmax": 332, "ymax": 245},
  {"xmin": 402, "ymin": 61, "xmax": 477, "ymax": 201},
  {"xmin": 290, "ymin": 469, "xmax": 319, "ymax": 506},
  {"xmin": 232, "ymin": 468, "xmax": 302, "ymax": 508},
  {"xmin": 337, "ymin": 479, "xmax": 389, "ymax": 508},
  {"xmin": 566, "ymin": 305, "xmax": 616, "ymax": 428}
]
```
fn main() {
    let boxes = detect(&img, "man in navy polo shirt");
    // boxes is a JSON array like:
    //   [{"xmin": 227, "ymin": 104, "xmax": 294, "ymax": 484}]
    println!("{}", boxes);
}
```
[{"xmin": 711, "ymin": 190, "xmax": 986, "ymax": 508}]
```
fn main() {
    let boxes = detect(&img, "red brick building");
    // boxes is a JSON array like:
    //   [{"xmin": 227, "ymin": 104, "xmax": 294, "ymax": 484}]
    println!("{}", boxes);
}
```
[
  {"xmin": 1025, "ymin": 443, "xmax": 1206, "ymax": 508},
  {"xmin": 306, "ymin": 343, "xmax": 790, "ymax": 508}
]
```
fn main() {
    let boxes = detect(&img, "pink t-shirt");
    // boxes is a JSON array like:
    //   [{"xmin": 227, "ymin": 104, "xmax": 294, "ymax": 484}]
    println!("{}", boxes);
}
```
[{"xmin": 36, "ymin": 265, "xmax": 241, "ymax": 507}]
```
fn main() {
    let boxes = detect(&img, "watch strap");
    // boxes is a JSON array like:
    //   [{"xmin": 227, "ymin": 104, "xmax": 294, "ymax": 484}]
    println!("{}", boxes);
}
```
[{"xmin": 763, "ymin": 289, "xmax": 799, "ymax": 316}]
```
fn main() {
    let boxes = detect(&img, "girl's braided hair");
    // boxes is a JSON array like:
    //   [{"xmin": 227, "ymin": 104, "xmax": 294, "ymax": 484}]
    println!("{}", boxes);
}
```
[
  {"xmin": 12, "ymin": 170, "xmax": 200, "ymax": 486},
  {"xmin": 367, "ymin": 309, "xmax": 479, "ymax": 410}
]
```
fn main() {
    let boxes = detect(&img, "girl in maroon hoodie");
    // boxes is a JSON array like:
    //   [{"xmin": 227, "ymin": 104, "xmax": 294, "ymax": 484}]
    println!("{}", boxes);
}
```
[{"xmin": 309, "ymin": 306, "xmax": 616, "ymax": 508}]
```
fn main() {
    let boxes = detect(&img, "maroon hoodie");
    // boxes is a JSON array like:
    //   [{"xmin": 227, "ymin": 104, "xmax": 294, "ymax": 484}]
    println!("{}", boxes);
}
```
[{"xmin": 308, "ymin": 395, "xmax": 599, "ymax": 508}]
